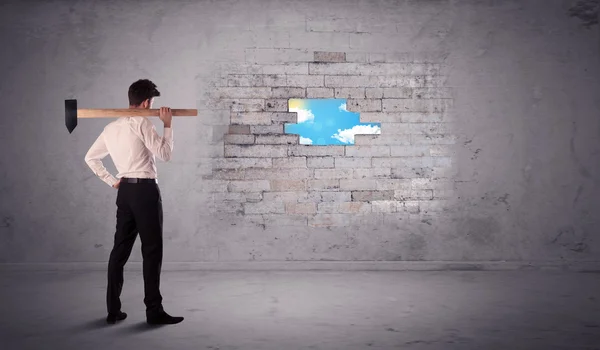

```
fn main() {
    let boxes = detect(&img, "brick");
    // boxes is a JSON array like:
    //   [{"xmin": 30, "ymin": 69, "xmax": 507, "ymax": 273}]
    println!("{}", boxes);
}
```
[
  {"xmin": 307, "ymin": 179, "xmax": 340, "ymax": 191},
  {"xmin": 228, "ymin": 180, "xmax": 270, "ymax": 192},
  {"xmin": 314, "ymin": 168, "xmax": 353, "ymax": 179},
  {"xmin": 314, "ymin": 51, "xmax": 346, "ymax": 62},
  {"xmin": 346, "ymin": 52, "xmax": 368, "ymax": 63},
  {"xmin": 272, "ymin": 112, "xmax": 299, "ymax": 124},
  {"xmin": 382, "ymin": 122, "xmax": 452, "ymax": 135},
  {"xmin": 228, "ymin": 125, "xmax": 250, "ymax": 134},
  {"xmin": 261, "ymin": 74, "xmax": 287, "ymax": 86},
  {"xmin": 382, "ymin": 99, "xmax": 453, "ymax": 113},
  {"xmin": 271, "ymin": 87, "xmax": 306, "ymax": 98},
  {"xmin": 230, "ymin": 99, "xmax": 265, "ymax": 112},
  {"xmin": 389, "ymin": 146, "xmax": 430, "ymax": 157},
  {"xmin": 212, "ymin": 192, "xmax": 246, "ymax": 201},
  {"xmin": 410, "ymin": 189, "xmax": 434, "ymax": 200},
  {"xmin": 411, "ymin": 134, "xmax": 457, "ymax": 145},
  {"xmin": 344, "ymin": 146, "xmax": 390, "ymax": 157},
  {"xmin": 286, "ymin": 202, "xmax": 317, "ymax": 215},
  {"xmin": 429, "ymin": 146, "xmax": 454, "ymax": 157},
  {"xmin": 265, "ymin": 99, "xmax": 289, "ymax": 111},
  {"xmin": 318, "ymin": 202, "xmax": 371, "ymax": 214},
  {"xmin": 244, "ymin": 201, "xmax": 285, "ymax": 214},
  {"xmin": 227, "ymin": 74, "xmax": 264, "ymax": 87},
  {"xmin": 371, "ymin": 200, "xmax": 398, "ymax": 213},
  {"xmin": 307, "ymin": 156, "xmax": 334, "ymax": 168},
  {"xmin": 211, "ymin": 201, "xmax": 244, "ymax": 214},
  {"xmin": 307, "ymin": 87, "xmax": 334, "ymax": 98},
  {"xmin": 411, "ymin": 179, "xmax": 454, "ymax": 191},
  {"xmin": 250, "ymin": 125, "xmax": 284, "ymax": 134},
  {"xmin": 224, "ymin": 145, "xmax": 288, "ymax": 158},
  {"xmin": 346, "ymin": 99, "xmax": 382, "ymax": 112},
  {"xmin": 339, "ymin": 179, "xmax": 377, "ymax": 191},
  {"xmin": 263, "ymin": 214, "xmax": 309, "ymax": 226},
  {"xmin": 271, "ymin": 179, "xmax": 306, "ymax": 191},
  {"xmin": 296, "ymin": 192, "xmax": 322, "ymax": 203},
  {"xmin": 211, "ymin": 87, "xmax": 272, "ymax": 99},
  {"xmin": 199, "ymin": 180, "xmax": 228, "ymax": 192},
  {"xmin": 400, "ymin": 201, "xmax": 420, "ymax": 214},
  {"xmin": 376, "ymin": 179, "xmax": 411, "ymax": 190},
  {"xmin": 244, "ymin": 192, "xmax": 263, "ymax": 203},
  {"xmin": 273, "ymin": 156, "xmax": 307, "ymax": 168},
  {"xmin": 351, "ymin": 190, "xmax": 394, "ymax": 201},
  {"xmin": 334, "ymin": 157, "xmax": 372, "ymax": 168},
  {"xmin": 312, "ymin": 63, "xmax": 403, "ymax": 76},
  {"xmin": 353, "ymin": 168, "xmax": 391, "ymax": 178},
  {"xmin": 401, "ymin": 113, "xmax": 447, "ymax": 123},
  {"xmin": 258, "ymin": 63, "xmax": 309, "ymax": 75},
  {"xmin": 256, "ymin": 134, "xmax": 299, "ymax": 145},
  {"xmin": 262, "ymin": 191, "xmax": 308, "ymax": 202},
  {"xmin": 286, "ymin": 75, "xmax": 324, "ymax": 87},
  {"xmin": 309, "ymin": 214, "xmax": 352, "ymax": 227},
  {"xmin": 289, "ymin": 145, "xmax": 345, "ymax": 157},
  {"xmin": 413, "ymin": 87, "xmax": 453, "ymax": 99},
  {"xmin": 334, "ymin": 88, "xmax": 366, "ymax": 99},
  {"xmin": 240, "ymin": 168, "xmax": 311, "ymax": 180},
  {"xmin": 373, "ymin": 157, "xmax": 427, "ymax": 168},
  {"xmin": 230, "ymin": 111, "xmax": 271, "ymax": 125},
  {"xmin": 424, "ymin": 75, "xmax": 449, "ymax": 87},
  {"xmin": 320, "ymin": 191, "xmax": 352, "ymax": 202},
  {"xmin": 224, "ymin": 134, "xmax": 255, "ymax": 144},
  {"xmin": 365, "ymin": 88, "xmax": 412, "ymax": 99},
  {"xmin": 390, "ymin": 168, "xmax": 432, "ymax": 179},
  {"xmin": 325, "ymin": 75, "xmax": 404, "ymax": 88},
  {"xmin": 354, "ymin": 134, "xmax": 410, "ymax": 146}
]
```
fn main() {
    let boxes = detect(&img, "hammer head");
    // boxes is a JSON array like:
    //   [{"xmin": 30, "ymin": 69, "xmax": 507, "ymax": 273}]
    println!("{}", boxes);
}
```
[{"xmin": 65, "ymin": 99, "xmax": 77, "ymax": 133}]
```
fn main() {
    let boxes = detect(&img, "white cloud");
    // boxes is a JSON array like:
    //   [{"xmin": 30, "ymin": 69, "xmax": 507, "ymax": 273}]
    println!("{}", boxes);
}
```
[
  {"xmin": 299, "ymin": 136, "xmax": 313, "ymax": 145},
  {"xmin": 339, "ymin": 103, "xmax": 347, "ymax": 112},
  {"xmin": 331, "ymin": 124, "xmax": 381, "ymax": 144},
  {"xmin": 290, "ymin": 107, "xmax": 315, "ymax": 123}
]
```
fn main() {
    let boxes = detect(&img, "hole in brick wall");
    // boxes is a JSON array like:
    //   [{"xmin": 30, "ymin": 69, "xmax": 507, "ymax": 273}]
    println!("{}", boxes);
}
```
[{"xmin": 284, "ymin": 99, "xmax": 381, "ymax": 145}]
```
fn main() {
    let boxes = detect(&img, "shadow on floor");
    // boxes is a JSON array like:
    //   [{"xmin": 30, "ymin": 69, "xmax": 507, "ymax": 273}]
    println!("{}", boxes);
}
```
[
  {"xmin": 71, "ymin": 317, "xmax": 112, "ymax": 331},
  {"xmin": 115, "ymin": 322, "xmax": 166, "ymax": 334}
]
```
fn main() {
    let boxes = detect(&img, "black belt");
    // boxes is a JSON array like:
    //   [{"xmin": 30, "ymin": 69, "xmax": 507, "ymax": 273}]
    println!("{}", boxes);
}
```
[{"xmin": 121, "ymin": 177, "xmax": 157, "ymax": 184}]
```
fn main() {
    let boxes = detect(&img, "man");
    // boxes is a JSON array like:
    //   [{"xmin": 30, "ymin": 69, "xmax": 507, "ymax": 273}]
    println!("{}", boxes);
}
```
[{"xmin": 84, "ymin": 79, "xmax": 183, "ymax": 325}]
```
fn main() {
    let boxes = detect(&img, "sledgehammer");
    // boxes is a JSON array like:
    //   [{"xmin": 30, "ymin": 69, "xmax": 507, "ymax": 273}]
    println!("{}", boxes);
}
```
[{"xmin": 65, "ymin": 99, "xmax": 197, "ymax": 133}]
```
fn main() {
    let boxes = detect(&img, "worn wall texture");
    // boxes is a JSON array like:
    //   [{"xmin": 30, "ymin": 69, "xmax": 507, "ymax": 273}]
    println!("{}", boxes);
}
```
[{"xmin": 0, "ymin": 0, "xmax": 598, "ymax": 264}]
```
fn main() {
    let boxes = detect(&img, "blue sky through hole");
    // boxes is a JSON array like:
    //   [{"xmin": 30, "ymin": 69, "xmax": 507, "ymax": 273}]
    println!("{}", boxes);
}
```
[{"xmin": 284, "ymin": 99, "xmax": 381, "ymax": 145}]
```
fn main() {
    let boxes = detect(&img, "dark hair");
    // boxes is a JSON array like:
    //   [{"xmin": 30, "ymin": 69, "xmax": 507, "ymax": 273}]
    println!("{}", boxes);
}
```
[{"xmin": 128, "ymin": 79, "xmax": 160, "ymax": 106}]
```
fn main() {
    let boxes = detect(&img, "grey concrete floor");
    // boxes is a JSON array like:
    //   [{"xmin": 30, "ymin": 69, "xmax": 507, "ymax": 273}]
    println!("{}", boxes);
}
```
[{"xmin": 0, "ymin": 270, "xmax": 599, "ymax": 350}]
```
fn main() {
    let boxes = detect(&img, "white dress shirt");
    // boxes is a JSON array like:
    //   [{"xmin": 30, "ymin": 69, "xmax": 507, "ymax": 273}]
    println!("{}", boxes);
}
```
[{"xmin": 85, "ymin": 116, "xmax": 173, "ymax": 187}]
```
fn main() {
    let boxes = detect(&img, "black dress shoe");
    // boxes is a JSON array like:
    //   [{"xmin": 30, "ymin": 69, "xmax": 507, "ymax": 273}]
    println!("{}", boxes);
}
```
[
  {"xmin": 146, "ymin": 310, "xmax": 184, "ymax": 325},
  {"xmin": 106, "ymin": 311, "xmax": 127, "ymax": 324}
]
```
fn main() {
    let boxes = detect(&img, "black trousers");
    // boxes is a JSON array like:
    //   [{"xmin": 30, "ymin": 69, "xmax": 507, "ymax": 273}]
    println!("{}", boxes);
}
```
[{"xmin": 107, "ymin": 180, "xmax": 164, "ymax": 315}]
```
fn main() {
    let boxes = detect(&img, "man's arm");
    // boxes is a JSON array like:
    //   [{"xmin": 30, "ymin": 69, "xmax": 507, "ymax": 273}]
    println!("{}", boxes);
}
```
[
  {"xmin": 139, "ymin": 117, "xmax": 173, "ymax": 162},
  {"xmin": 84, "ymin": 131, "xmax": 118, "ymax": 187}
]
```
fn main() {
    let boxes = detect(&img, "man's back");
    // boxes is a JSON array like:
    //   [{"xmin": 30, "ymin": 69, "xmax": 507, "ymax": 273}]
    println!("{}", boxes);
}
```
[{"xmin": 85, "ymin": 116, "xmax": 173, "ymax": 186}]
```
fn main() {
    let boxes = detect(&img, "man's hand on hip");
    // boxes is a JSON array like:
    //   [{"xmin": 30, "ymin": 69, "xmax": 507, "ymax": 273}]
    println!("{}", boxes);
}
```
[{"xmin": 112, "ymin": 179, "xmax": 121, "ymax": 189}]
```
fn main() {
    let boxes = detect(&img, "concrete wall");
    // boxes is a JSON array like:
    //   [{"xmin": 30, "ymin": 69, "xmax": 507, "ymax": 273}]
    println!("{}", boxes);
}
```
[{"xmin": 0, "ymin": 0, "xmax": 598, "ymax": 263}]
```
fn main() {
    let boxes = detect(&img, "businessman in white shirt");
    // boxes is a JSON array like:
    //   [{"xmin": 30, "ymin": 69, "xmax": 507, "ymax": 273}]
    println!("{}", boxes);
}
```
[{"xmin": 84, "ymin": 79, "xmax": 183, "ymax": 325}]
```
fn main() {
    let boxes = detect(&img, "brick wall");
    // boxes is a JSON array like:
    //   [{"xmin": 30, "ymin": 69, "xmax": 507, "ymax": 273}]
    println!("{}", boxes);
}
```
[{"xmin": 200, "ymin": 50, "xmax": 456, "ymax": 228}]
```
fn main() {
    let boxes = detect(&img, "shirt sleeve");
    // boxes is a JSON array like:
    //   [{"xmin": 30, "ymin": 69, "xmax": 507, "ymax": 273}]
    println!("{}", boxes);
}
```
[
  {"xmin": 84, "ymin": 131, "xmax": 118, "ymax": 187},
  {"xmin": 139, "ymin": 117, "xmax": 173, "ymax": 162}
]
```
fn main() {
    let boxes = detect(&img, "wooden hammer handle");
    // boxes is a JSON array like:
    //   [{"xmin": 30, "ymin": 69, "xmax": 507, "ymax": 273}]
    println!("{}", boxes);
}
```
[{"xmin": 77, "ymin": 108, "xmax": 197, "ymax": 118}]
